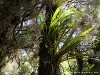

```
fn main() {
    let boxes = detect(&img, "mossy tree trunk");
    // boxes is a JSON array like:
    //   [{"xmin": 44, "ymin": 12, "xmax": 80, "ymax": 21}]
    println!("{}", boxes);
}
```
[
  {"xmin": 38, "ymin": 1, "xmax": 61, "ymax": 75},
  {"xmin": 38, "ymin": 40, "xmax": 60, "ymax": 75}
]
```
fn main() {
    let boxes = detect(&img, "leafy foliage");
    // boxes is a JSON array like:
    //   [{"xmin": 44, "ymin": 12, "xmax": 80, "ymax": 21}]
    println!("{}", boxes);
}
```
[{"xmin": 0, "ymin": 0, "xmax": 100, "ymax": 75}]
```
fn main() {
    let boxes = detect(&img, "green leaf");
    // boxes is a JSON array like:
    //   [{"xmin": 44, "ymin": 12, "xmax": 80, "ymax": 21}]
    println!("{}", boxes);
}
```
[
  {"xmin": 50, "ymin": 19, "xmax": 58, "ymax": 27},
  {"xmin": 54, "ymin": 28, "xmax": 69, "ymax": 51},
  {"xmin": 80, "ymin": 25, "xmax": 94, "ymax": 36},
  {"xmin": 59, "ymin": 8, "xmax": 75, "ymax": 20},
  {"xmin": 38, "ymin": 14, "xmax": 46, "ymax": 30},
  {"xmin": 55, "ymin": 26, "xmax": 94, "ymax": 59},
  {"xmin": 51, "ymin": 6, "xmax": 62, "ymax": 23},
  {"xmin": 60, "ymin": 29, "xmax": 75, "ymax": 51},
  {"xmin": 67, "ymin": 26, "xmax": 94, "ymax": 49}
]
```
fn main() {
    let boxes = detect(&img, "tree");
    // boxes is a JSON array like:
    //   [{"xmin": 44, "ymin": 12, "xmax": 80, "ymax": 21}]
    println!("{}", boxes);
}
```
[
  {"xmin": 0, "ymin": 0, "xmax": 99, "ymax": 75},
  {"xmin": 0, "ymin": 0, "xmax": 40, "ymax": 71},
  {"xmin": 38, "ymin": 1, "xmax": 94, "ymax": 75}
]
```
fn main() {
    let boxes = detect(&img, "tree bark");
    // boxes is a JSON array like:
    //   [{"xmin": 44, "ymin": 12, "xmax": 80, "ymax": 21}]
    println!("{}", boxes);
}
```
[
  {"xmin": 38, "ymin": 1, "xmax": 60, "ymax": 75},
  {"xmin": 38, "ymin": 38, "xmax": 61, "ymax": 75}
]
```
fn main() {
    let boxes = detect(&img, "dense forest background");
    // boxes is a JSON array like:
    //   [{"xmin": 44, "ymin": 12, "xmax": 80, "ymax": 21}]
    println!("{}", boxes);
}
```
[{"xmin": 0, "ymin": 0, "xmax": 100, "ymax": 75}]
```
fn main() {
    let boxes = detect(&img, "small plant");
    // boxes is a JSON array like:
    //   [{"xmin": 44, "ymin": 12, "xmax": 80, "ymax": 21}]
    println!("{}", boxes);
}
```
[{"xmin": 20, "ymin": 63, "xmax": 32, "ymax": 75}]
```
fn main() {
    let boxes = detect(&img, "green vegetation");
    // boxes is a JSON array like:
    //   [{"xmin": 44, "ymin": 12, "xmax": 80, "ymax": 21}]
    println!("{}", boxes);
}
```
[{"xmin": 0, "ymin": 0, "xmax": 100, "ymax": 75}]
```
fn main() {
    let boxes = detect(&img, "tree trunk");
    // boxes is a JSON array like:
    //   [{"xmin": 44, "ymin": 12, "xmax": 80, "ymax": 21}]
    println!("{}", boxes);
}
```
[
  {"xmin": 38, "ymin": 39, "xmax": 61, "ymax": 75},
  {"xmin": 38, "ymin": 62, "xmax": 60, "ymax": 75},
  {"xmin": 38, "ymin": 57, "xmax": 60, "ymax": 75},
  {"xmin": 38, "ymin": 1, "xmax": 60, "ymax": 75}
]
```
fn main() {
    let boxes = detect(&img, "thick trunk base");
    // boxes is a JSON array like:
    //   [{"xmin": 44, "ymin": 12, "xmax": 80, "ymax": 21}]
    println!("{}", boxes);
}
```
[{"xmin": 38, "ymin": 60, "xmax": 60, "ymax": 75}]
